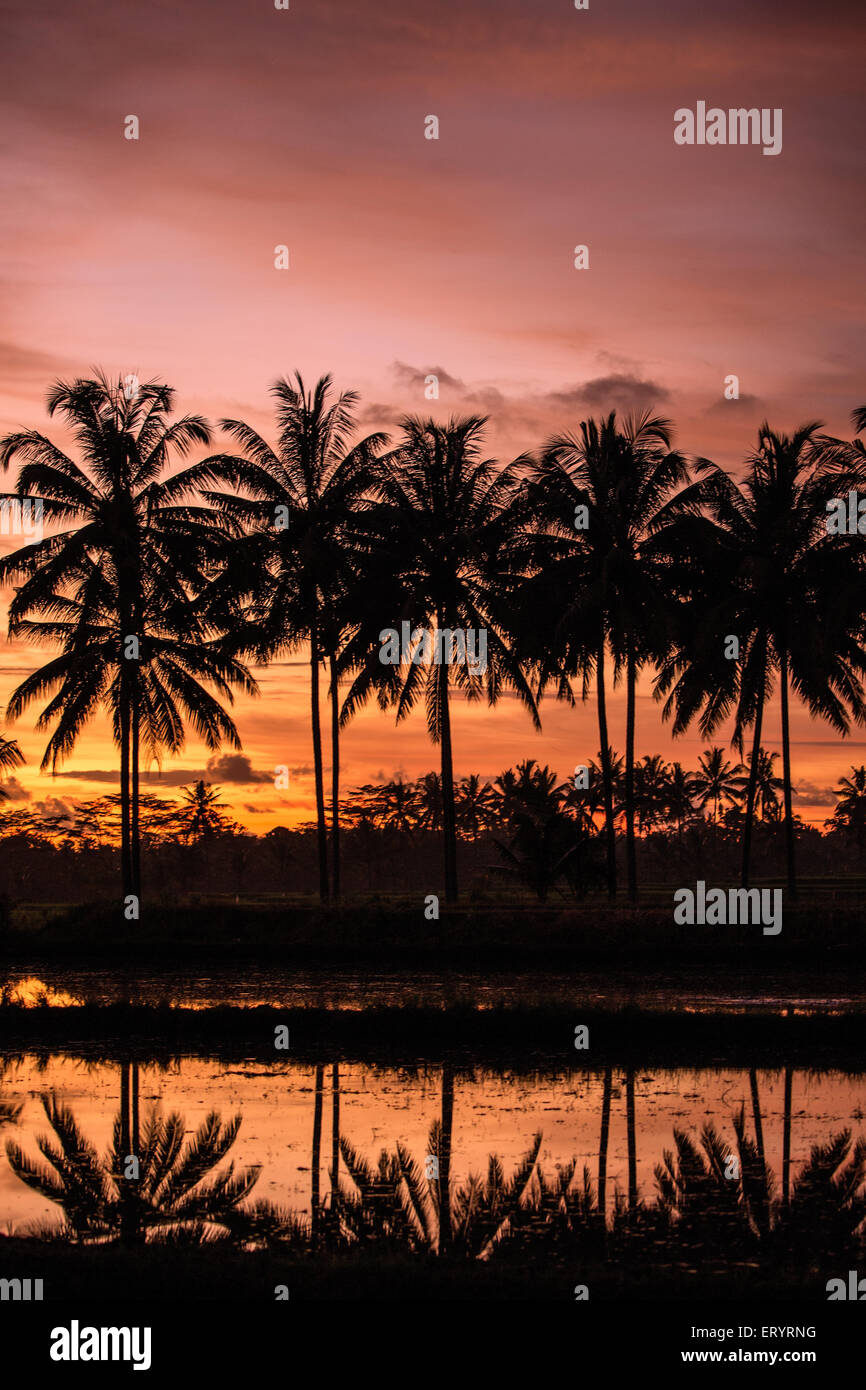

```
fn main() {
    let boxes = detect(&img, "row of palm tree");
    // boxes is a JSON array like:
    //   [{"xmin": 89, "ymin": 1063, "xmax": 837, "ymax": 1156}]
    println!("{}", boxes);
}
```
[
  {"xmin": 344, "ymin": 748, "xmax": 791, "ymax": 840},
  {"xmin": 1, "ymin": 373, "xmax": 864, "ymax": 908}
]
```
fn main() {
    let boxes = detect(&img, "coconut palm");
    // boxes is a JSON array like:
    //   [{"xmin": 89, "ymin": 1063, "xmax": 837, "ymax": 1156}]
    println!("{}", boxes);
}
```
[
  {"xmin": 662, "ymin": 761, "xmax": 699, "ymax": 835},
  {"xmin": 633, "ymin": 753, "xmax": 670, "ymax": 832},
  {"xmin": 528, "ymin": 411, "xmax": 704, "ymax": 901},
  {"xmin": 0, "ymin": 373, "xmax": 251, "ymax": 905},
  {"xmin": 691, "ymin": 747, "xmax": 745, "ymax": 823},
  {"xmin": 342, "ymin": 416, "xmax": 540, "ymax": 901},
  {"xmin": 373, "ymin": 778, "xmax": 421, "ymax": 834},
  {"xmin": 657, "ymin": 423, "xmax": 866, "ymax": 893},
  {"xmin": 737, "ymin": 747, "xmax": 785, "ymax": 822},
  {"xmin": 0, "ymin": 737, "xmax": 24, "ymax": 800},
  {"xmin": 176, "ymin": 780, "xmax": 235, "ymax": 841},
  {"xmin": 828, "ymin": 765, "xmax": 866, "ymax": 848},
  {"xmin": 454, "ymin": 774, "xmax": 497, "ymax": 840},
  {"xmin": 197, "ymin": 373, "xmax": 387, "ymax": 902}
]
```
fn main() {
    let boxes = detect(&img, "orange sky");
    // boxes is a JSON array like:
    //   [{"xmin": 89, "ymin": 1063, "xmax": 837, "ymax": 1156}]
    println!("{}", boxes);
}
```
[{"xmin": 0, "ymin": 0, "xmax": 864, "ymax": 829}]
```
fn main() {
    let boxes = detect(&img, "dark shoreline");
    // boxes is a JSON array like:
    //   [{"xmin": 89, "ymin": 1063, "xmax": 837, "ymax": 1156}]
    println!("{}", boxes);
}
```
[{"xmin": 2, "ymin": 1001, "xmax": 866, "ymax": 1069}]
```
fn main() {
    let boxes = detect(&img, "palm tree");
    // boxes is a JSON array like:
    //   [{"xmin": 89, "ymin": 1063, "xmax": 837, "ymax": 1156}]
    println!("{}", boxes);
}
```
[
  {"xmin": 692, "ymin": 747, "xmax": 744, "ymax": 823},
  {"xmin": 633, "ymin": 753, "xmax": 669, "ymax": 832},
  {"xmin": 342, "ymin": 416, "xmax": 539, "ymax": 902},
  {"xmin": 454, "ymin": 774, "xmax": 496, "ymax": 840},
  {"xmin": 662, "ymin": 761, "xmax": 699, "ymax": 835},
  {"xmin": 0, "ymin": 373, "xmax": 252, "ymax": 906},
  {"xmin": 198, "ymin": 373, "xmax": 387, "ymax": 902},
  {"xmin": 311, "ymin": 1062, "xmax": 325, "ymax": 1249},
  {"xmin": 373, "ymin": 777, "xmax": 421, "ymax": 834},
  {"xmin": 0, "ymin": 737, "xmax": 24, "ymax": 800},
  {"xmin": 493, "ymin": 759, "xmax": 560, "ymax": 825},
  {"xmin": 6, "ymin": 1091, "xmax": 261, "ymax": 1244},
  {"xmin": 176, "ymin": 780, "xmax": 234, "ymax": 841},
  {"xmin": 658, "ymin": 423, "xmax": 866, "ymax": 893},
  {"xmin": 529, "ymin": 411, "xmax": 702, "ymax": 902},
  {"xmin": 827, "ymin": 765, "xmax": 866, "ymax": 848},
  {"xmin": 737, "ymin": 747, "xmax": 785, "ymax": 822},
  {"xmin": 414, "ymin": 771, "xmax": 444, "ymax": 832},
  {"xmin": 597, "ymin": 1067, "xmax": 612, "ymax": 1227}
]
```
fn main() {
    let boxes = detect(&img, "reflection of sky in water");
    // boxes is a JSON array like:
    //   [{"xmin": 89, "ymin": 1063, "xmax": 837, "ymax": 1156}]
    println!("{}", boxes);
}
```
[
  {"xmin": 1, "ymin": 967, "xmax": 863, "ymax": 1013},
  {"xmin": 1, "ymin": 1058, "xmax": 863, "ymax": 1230}
]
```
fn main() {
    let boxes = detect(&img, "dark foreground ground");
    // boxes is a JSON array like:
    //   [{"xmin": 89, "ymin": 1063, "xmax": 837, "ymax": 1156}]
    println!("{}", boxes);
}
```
[{"xmin": 0, "ymin": 1237, "xmax": 841, "ymax": 1302}]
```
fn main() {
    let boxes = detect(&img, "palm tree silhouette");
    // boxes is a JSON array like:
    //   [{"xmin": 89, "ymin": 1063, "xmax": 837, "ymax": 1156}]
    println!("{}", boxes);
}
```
[
  {"xmin": 198, "ymin": 372, "xmax": 387, "ymax": 902},
  {"xmin": 0, "ymin": 373, "xmax": 251, "ymax": 907},
  {"xmin": 0, "ymin": 737, "xmax": 24, "ymax": 800},
  {"xmin": 827, "ymin": 765, "xmax": 866, "ymax": 848},
  {"xmin": 177, "ymin": 780, "xmax": 234, "ymax": 841},
  {"xmin": 529, "ymin": 411, "xmax": 700, "ymax": 901},
  {"xmin": 692, "ymin": 747, "xmax": 745, "ymax": 823},
  {"xmin": 342, "ymin": 416, "xmax": 539, "ymax": 902},
  {"xmin": 659, "ymin": 422, "xmax": 866, "ymax": 894}
]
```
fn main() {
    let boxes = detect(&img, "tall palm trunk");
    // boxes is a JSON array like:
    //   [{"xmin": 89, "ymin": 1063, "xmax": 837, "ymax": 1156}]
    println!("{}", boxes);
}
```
[
  {"xmin": 596, "ymin": 634, "xmax": 616, "ymax": 899},
  {"xmin": 779, "ymin": 648, "xmax": 797, "ymax": 898},
  {"xmin": 438, "ymin": 652, "xmax": 458, "ymax": 903},
  {"xmin": 119, "ymin": 659, "xmax": 133, "ymax": 904},
  {"xmin": 309, "ymin": 619, "xmax": 329, "ymax": 902},
  {"xmin": 626, "ymin": 1068, "xmax": 637, "ymax": 1217},
  {"xmin": 329, "ymin": 654, "xmax": 341, "ymax": 900},
  {"xmin": 119, "ymin": 1061, "xmax": 138, "ymax": 1246},
  {"xmin": 438, "ymin": 1063, "xmax": 454, "ymax": 1254},
  {"xmin": 741, "ymin": 673, "xmax": 765, "ymax": 889},
  {"xmin": 311, "ymin": 1062, "xmax": 324, "ymax": 1249},
  {"xmin": 330, "ymin": 1063, "xmax": 340, "ymax": 1223},
  {"xmin": 782, "ymin": 1065, "xmax": 793, "ymax": 1210},
  {"xmin": 597, "ymin": 1066, "xmax": 612, "ymax": 1225},
  {"xmin": 749, "ymin": 1066, "xmax": 770, "ymax": 1233},
  {"xmin": 625, "ymin": 641, "xmax": 637, "ymax": 903},
  {"xmin": 131, "ymin": 681, "xmax": 141, "ymax": 902}
]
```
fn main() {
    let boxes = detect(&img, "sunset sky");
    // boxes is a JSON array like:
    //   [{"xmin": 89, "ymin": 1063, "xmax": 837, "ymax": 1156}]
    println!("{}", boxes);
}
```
[{"xmin": 0, "ymin": 0, "xmax": 864, "ymax": 829}]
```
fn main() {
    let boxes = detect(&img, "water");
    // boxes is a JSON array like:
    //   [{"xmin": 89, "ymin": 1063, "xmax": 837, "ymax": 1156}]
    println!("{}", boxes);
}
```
[
  {"xmin": 1, "ymin": 1055, "xmax": 862, "ymax": 1233},
  {"xmin": 1, "ymin": 964, "xmax": 862, "ymax": 1013}
]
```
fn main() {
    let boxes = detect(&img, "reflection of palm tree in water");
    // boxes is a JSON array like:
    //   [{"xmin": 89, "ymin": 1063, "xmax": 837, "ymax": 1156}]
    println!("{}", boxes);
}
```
[
  {"xmin": 597, "ymin": 1068, "xmax": 639, "ymax": 1226},
  {"xmin": 119, "ymin": 1061, "xmax": 140, "ymax": 1245},
  {"xmin": 5, "ymin": 1069, "xmax": 261, "ymax": 1244},
  {"xmin": 338, "ymin": 1062, "xmax": 540, "ymax": 1256}
]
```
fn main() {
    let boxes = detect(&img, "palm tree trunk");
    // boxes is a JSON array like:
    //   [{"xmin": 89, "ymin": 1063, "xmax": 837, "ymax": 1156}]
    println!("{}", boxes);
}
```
[
  {"xmin": 626, "ymin": 1068, "xmax": 637, "ymax": 1218},
  {"xmin": 329, "ymin": 654, "xmax": 341, "ymax": 901},
  {"xmin": 438, "ymin": 655, "xmax": 458, "ymax": 903},
  {"xmin": 749, "ymin": 1065, "xmax": 770, "ymax": 1231},
  {"xmin": 779, "ymin": 648, "xmax": 797, "ymax": 898},
  {"xmin": 598, "ymin": 1066, "xmax": 612, "ymax": 1225},
  {"xmin": 625, "ymin": 641, "xmax": 637, "ymax": 903},
  {"xmin": 741, "ymin": 692, "xmax": 765, "ymax": 889},
  {"xmin": 131, "ymin": 681, "xmax": 141, "ymax": 902},
  {"xmin": 119, "ymin": 1061, "xmax": 134, "ymax": 1246},
  {"xmin": 782, "ymin": 1065, "xmax": 793, "ymax": 1210},
  {"xmin": 309, "ymin": 621, "xmax": 329, "ymax": 902},
  {"xmin": 119, "ymin": 665, "xmax": 132, "ymax": 904},
  {"xmin": 330, "ymin": 1063, "xmax": 340, "ymax": 1223},
  {"xmin": 311, "ymin": 1062, "xmax": 324, "ymax": 1249},
  {"xmin": 438, "ymin": 1063, "xmax": 454, "ymax": 1255},
  {"xmin": 749, "ymin": 1067, "xmax": 765, "ymax": 1166},
  {"xmin": 596, "ymin": 634, "xmax": 616, "ymax": 899}
]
